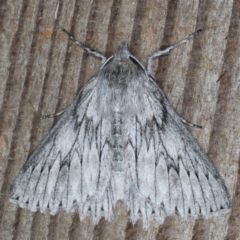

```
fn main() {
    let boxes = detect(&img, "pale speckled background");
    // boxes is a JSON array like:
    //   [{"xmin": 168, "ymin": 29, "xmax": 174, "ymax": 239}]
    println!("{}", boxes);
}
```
[{"xmin": 0, "ymin": 0, "xmax": 240, "ymax": 239}]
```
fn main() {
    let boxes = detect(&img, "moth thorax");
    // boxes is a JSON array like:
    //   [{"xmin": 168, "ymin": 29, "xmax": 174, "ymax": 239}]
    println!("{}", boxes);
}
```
[{"xmin": 101, "ymin": 58, "xmax": 140, "ymax": 89}]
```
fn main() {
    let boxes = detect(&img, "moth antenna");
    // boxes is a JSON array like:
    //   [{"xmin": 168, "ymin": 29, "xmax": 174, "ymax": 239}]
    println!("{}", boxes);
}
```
[
  {"xmin": 147, "ymin": 29, "xmax": 202, "ymax": 74},
  {"xmin": 63, "ymin": 28, "xmax": 106, "ymax": 61}
]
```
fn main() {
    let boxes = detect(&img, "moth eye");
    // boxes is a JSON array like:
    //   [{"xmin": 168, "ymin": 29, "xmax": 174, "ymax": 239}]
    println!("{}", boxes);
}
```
[
  {"xmin": 102, "ymin": 57, "xmax": 114, "ymax": 68},
  {"xmin": 129, "ymin": 56, "xmax": 145, "ymax": 71}
]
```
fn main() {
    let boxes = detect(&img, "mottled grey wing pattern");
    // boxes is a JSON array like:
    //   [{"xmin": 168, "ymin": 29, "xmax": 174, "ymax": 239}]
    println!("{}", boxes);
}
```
[
  {"xmin": 10, "ymin": 77, "xmax": 114, "ymax": 222},
  {"xmin": 10, "ymin": 42, "xmax": 231, "ymax": 228},
  {"xmin": 124, "ymin": 78, "xmax": 231, "ymax": 225}
]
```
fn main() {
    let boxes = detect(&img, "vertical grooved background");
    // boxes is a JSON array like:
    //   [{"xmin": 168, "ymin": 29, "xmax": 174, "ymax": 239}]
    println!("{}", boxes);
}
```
[{"xmin": 0, "ymin": 0, "xmax": 239, "ymax": 239}]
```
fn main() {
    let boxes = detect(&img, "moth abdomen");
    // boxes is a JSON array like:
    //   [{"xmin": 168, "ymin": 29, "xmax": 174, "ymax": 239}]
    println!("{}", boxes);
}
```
[{"xmin": 112, "ymin": 112, "xmax": 124, "ymax": 171}]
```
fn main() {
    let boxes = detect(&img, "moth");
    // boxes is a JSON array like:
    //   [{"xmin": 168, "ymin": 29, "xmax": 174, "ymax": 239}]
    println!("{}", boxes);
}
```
[{"xmin": 10, "ymin": 29, "xmax": 231, "ymax": 227}]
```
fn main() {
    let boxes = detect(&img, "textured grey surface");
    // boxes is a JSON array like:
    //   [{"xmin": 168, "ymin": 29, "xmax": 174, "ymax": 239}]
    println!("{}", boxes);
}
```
[{"xmin": 0, "ymin": 0, "xmax": 240, "ymax": 239}]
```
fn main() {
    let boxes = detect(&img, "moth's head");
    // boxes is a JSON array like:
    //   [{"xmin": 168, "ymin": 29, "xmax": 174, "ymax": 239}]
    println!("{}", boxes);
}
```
[
  {"xmin": 114, "ymin": 43, "xmax": 130, "ymax": 59},
  {"xmin": 99, "ymin": 43, "xmax": 146, "ymax": 78}
]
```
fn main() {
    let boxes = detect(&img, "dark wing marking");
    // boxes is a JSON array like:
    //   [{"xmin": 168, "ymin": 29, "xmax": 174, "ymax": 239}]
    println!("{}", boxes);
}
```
[
  {"xmin": 124, "ymin": 78, "xmax": 231, "ymax": 226},
  {"xmin": 10, "ymin": 77, "xmax": 114, "ymax": 222}
]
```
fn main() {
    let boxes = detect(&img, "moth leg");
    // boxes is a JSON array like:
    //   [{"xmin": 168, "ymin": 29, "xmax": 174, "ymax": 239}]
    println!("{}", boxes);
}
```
[
  {"xmin": 147, "ymin": 29, "xmax": 202, "ymax": 74},
  {"xmin": 41, "ymin": 108, "xmax": 66, "ymax": 119},
  {"xmin": 63, "ymin": 29, "xmax": 106, "ymax": 61},
  {"xmin": 180, "ymin": 117, "xmax": 202, "ymax": 129}
]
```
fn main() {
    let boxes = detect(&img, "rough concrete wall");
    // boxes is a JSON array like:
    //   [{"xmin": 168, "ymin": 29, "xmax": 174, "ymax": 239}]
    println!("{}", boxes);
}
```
[{"xmin": 0, "ymin": 0, "xmax": 240, "ymax": 239}]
